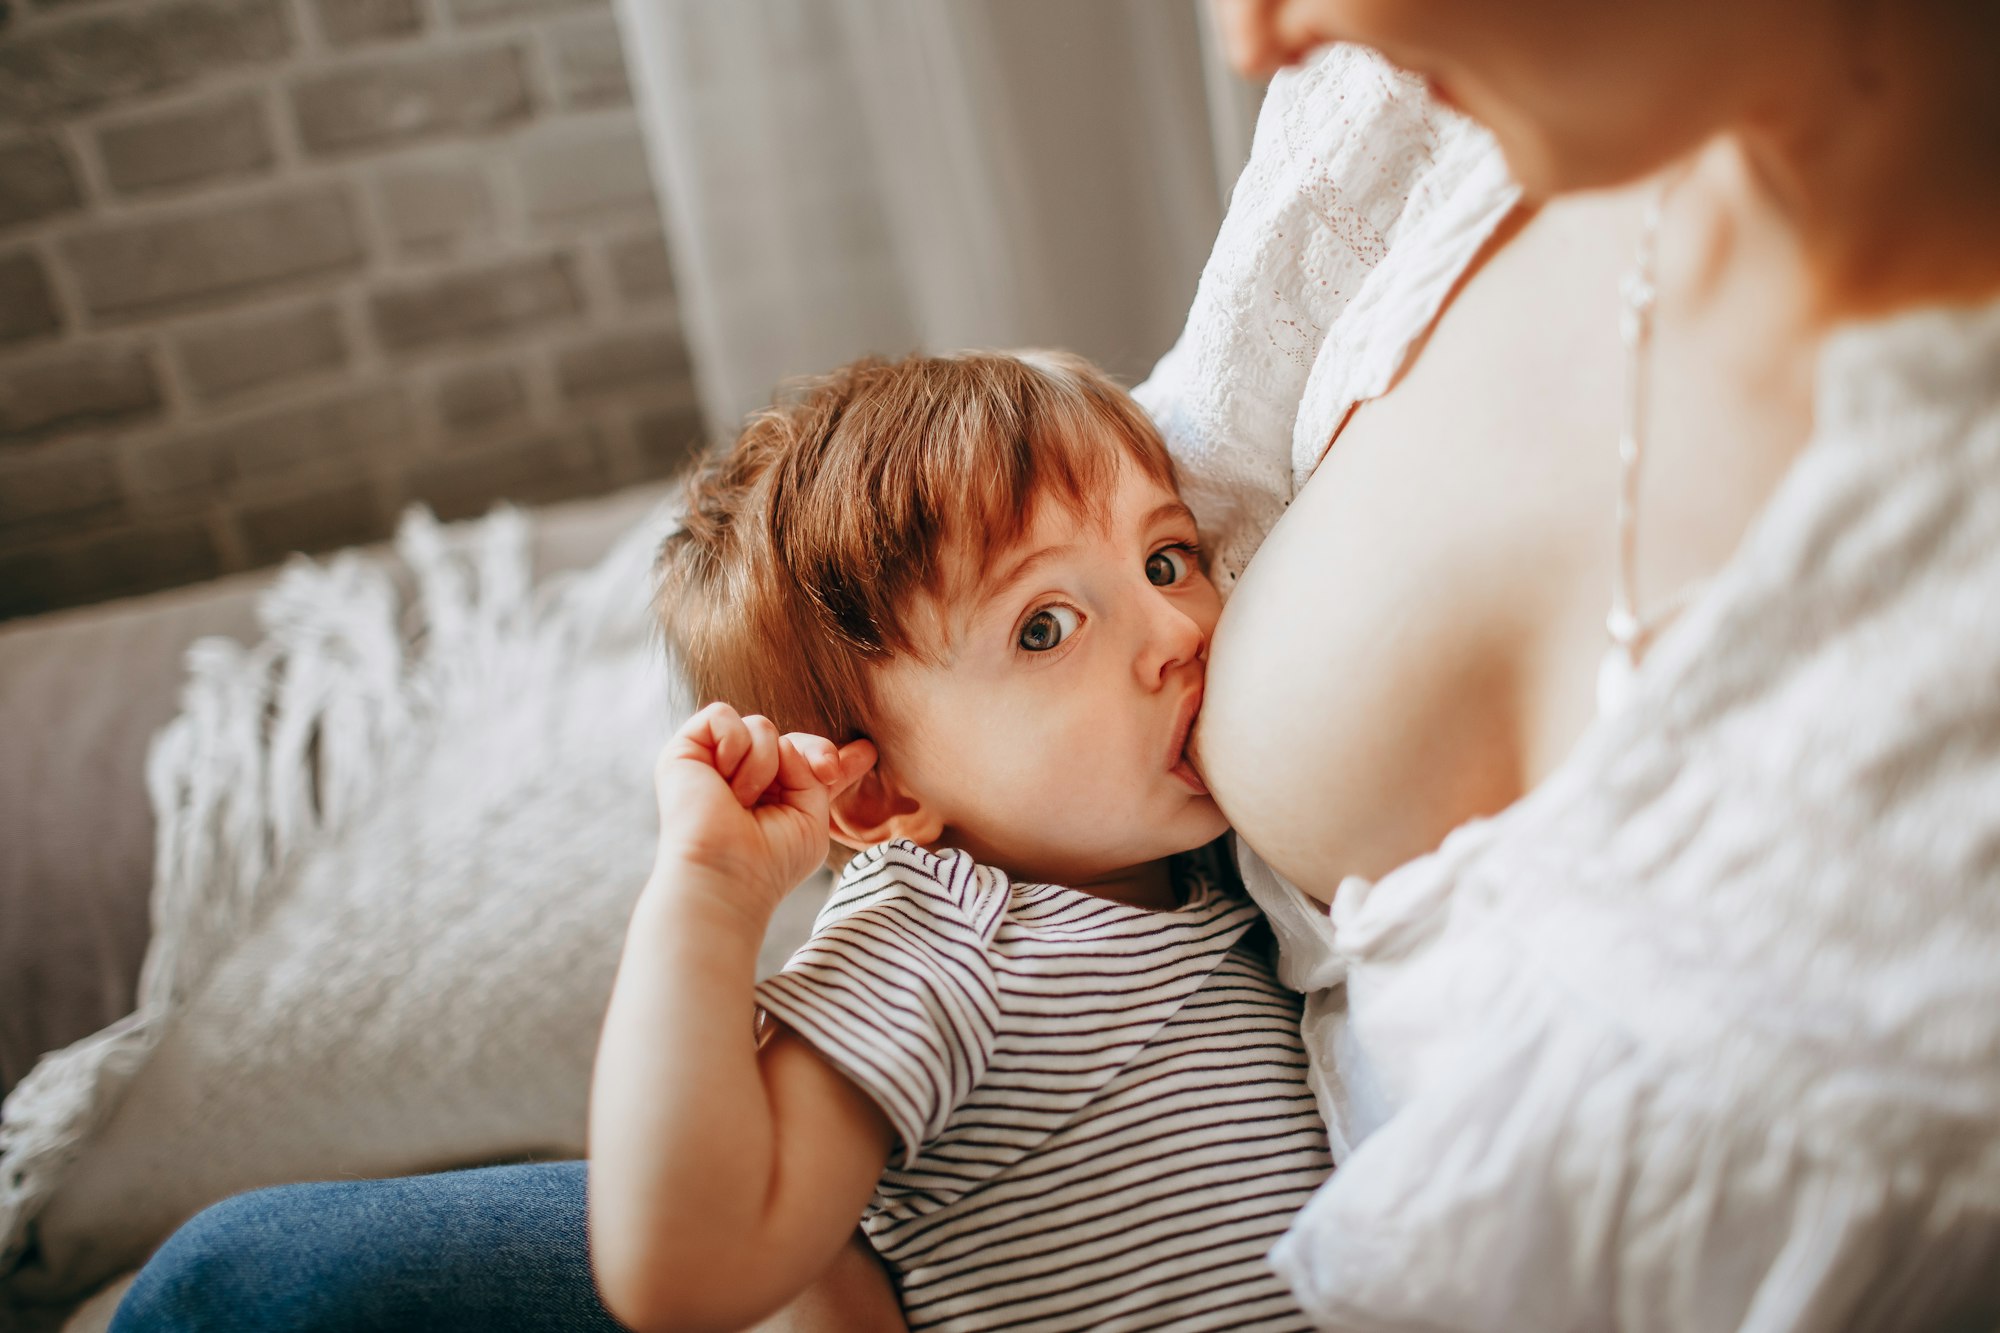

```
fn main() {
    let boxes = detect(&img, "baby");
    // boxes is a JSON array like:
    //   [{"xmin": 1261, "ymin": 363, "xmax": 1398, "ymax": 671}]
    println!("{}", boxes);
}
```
[{"xmin": 588, "ymin": 351, "xmax": 1331, "ymax": 1332}]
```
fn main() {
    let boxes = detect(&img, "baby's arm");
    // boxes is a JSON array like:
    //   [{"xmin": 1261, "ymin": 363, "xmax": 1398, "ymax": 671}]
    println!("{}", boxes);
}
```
[
  {"xmin": 589, "ymin": 702, "xmax": 894, "ymax": 1333},
  {"xmin": 752, "ymin": 1231, "xmax": 909, "ymax": 1333}
]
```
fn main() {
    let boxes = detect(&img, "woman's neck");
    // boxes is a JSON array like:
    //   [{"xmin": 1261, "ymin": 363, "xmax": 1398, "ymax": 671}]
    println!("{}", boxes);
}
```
[{"xmin": 1731, "ymin": 0, "xmax": 2000, "ymax": 324}]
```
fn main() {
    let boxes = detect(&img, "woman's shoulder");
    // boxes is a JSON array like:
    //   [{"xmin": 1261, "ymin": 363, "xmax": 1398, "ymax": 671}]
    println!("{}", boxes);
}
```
[
  {"xmin": 1155, "ymin": 44, "xmax": 1483, "ymax": 353},
  {"xmin": 1253, "ymin": 43, "xmax": 1459, "ymax": 202},
  {"xmin": 1134, "ymin": 44, "xmax": 1512, "ymax": 588},
  {"xmin": 1214, "ymin": 42, "xmax": 1501, "ymax": 300}
]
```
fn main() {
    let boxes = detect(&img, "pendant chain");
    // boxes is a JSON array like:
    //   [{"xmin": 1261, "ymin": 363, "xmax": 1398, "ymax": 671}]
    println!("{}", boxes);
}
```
[
  {"xmin": 1597, "ymin": 169, "xmax": 1692, "ymax": 717},
  {"xmin": 1609, "ymin": 175, "xmax": 1678, "ymax": 662}
]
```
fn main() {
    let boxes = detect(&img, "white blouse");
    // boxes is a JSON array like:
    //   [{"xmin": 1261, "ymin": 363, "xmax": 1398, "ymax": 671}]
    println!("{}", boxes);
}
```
[{"xmin": 1137, "ymin": 43, "xmax": 2000, "ymax": 1333}]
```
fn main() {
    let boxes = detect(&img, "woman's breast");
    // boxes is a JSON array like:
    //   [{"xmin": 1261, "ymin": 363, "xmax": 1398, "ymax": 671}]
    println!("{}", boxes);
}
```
[{"xmin": 1192, "ymin": 196, "xmax": 1636, "ymax": 902}]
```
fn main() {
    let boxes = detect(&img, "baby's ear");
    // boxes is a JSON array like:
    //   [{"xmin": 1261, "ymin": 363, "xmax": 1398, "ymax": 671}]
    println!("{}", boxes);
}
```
[{"xmin": 829, "ymin": 757, "xmax": 942, "ymax": 852}]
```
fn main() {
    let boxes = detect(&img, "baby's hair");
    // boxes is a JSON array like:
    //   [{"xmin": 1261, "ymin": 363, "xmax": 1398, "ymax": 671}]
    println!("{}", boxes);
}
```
[{"xmin": 654, "ymin": 350, "xmax": 1176, "ymax": 745}]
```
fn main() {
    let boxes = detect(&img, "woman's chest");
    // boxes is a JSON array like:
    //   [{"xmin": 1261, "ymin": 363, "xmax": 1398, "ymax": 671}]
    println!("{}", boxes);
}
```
[{"xmin": 1199, "ymin": 190, "xmax": 1812, "ymax": 896}]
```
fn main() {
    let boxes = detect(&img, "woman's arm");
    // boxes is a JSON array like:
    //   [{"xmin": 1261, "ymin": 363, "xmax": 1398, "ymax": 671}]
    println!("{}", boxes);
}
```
[{"xmin": 588, "ymin": 704, "xmax": 893, "ymax": 1333}]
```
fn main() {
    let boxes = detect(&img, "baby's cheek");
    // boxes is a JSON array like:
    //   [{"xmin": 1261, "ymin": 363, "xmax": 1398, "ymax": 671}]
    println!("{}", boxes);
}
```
[
  {"xmin": 963, "ymin": 689, "xmax": 1141, "ymax": 825},
  {"xmin": 1043, "ymin": 749, "xmax": 1139, "ymax": 823},
  {"xmin": 959, "ymin": 723, "xmax": 1062, "ymax": 798},
  {"xmin": 986, "ymin": 726, "xmax": 1098, "ymax": 802}
]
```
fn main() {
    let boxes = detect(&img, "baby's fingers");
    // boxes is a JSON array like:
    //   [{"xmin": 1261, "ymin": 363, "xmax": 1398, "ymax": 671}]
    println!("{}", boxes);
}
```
[
  {"xmin": 770, "ymin": 736, "xmax": 834, "ymax": 825},
  {"xmin": 698, "ymin": 703, "xmax": 753, "ymax": 774},
  {"xmin": 665, "ymin": 701, "xmax": 749, "ymax": 776},
  {"xmin": 783, "ymin": 733, "xmax": 843, "ymax": 789},
  {"xmin": 729, "ymin": 713, "xmax": 782, "ymax": 807}
]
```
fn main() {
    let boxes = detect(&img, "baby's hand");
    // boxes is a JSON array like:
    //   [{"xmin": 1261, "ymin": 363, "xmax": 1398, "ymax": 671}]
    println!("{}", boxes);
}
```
[{"xmin": 651, "ymin": 702, "xmax": 876, "ymax": 917}]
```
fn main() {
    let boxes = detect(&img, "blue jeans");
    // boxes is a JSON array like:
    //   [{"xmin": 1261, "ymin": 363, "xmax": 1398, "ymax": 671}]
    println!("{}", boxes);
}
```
[{"xmin": 110, "ymin": 1161, "xmax": 626, "ymax": 1332}]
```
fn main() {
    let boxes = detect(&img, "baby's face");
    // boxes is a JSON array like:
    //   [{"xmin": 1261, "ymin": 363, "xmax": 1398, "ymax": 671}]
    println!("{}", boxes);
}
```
[{"xmin": 871, "ymin": 459, "xmax": 1229, "ymax": 887}]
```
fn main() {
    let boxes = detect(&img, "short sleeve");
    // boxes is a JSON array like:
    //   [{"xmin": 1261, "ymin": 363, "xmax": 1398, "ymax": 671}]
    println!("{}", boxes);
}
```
[{"xmin": 753, "ymin": 841, "xmax": 1007, "ymax": 1168}]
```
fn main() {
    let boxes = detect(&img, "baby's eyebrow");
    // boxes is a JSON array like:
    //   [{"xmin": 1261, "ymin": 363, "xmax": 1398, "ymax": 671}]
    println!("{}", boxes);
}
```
[
  {"xmin": 978, "ymin": 543, "xmax": 1072, "ymax": 614},
  {"xmin": 939, "ymin": 542, "xmax": 1070, "ymax": 654}
]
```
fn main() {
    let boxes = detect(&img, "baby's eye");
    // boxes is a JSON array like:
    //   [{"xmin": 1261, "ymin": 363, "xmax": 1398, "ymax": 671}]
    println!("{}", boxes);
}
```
[
  {"xmin": 1145, "ymin": 546, "xmax": 1192, "ymax": 587},
  {"xmin": 1018, "ymin": 605, "xmax": 1080, "ymax": 652}
]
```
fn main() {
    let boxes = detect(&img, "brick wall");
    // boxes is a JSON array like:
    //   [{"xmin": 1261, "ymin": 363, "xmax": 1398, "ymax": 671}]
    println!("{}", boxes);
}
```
[{"xmin": 0, "ymin": 0, "xmax": 703, "ymax": 620}]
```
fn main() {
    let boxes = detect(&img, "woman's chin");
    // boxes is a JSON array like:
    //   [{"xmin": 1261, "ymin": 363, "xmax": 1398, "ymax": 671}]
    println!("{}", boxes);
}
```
[{"xmin": 1490, "ymin": 112, "xmax": 1706, "ymax": 201}]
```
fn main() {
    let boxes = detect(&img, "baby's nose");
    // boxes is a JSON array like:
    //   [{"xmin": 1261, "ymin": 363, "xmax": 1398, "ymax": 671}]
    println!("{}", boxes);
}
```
[{"xmin": 1144, "ymin": 604, "xmax": 1207, "ymax": 684}]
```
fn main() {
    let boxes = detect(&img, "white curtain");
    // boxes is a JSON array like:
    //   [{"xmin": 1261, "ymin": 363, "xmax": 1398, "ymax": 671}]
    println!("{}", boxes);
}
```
[{"xmin": 613, "ymin": 0, "xmax": 1262, "ymax": 432}]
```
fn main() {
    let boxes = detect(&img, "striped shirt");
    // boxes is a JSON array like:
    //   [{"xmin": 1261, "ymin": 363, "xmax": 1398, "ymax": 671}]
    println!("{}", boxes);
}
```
[{"xmin": 754, "ymin": 839, "xmax": 1332, "ymax": 1332}]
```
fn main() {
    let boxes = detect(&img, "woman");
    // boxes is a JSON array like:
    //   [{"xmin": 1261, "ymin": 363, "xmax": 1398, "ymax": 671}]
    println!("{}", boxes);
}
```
[
  {"xmin": 1191, "ymin": 0, "xmax": 2000, "ymax": 1327},
  {"xmin": 116, "ymin": 0, "xmax": 2000, "ymax": 1327}
]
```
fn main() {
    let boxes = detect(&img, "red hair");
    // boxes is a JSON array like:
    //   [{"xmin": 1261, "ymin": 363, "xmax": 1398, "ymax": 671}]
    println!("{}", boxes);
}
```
[{"xmin": 654, "ymin": 350, "xmax": 1176, "ymax": 743}]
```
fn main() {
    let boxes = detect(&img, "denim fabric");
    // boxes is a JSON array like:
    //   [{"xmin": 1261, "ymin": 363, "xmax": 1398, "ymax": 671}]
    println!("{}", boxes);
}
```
[{"xmin": 110, "ymin": 1161, "xmax": 626, "ymax": 1332}]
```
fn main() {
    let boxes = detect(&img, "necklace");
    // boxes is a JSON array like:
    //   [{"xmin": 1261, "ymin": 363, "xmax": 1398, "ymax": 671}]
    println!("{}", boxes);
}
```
[{"xmin": 1597, "ymin": 172, "xmax": 1685, "ymax": 718}]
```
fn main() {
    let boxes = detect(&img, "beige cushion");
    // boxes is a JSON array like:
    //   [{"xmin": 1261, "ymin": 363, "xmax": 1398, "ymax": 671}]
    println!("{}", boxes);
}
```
[{"xmin": 0, "ymin": 486, "xmax": 672, "ymax": 1103}]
